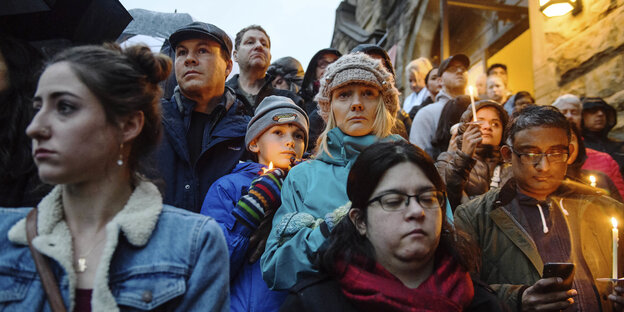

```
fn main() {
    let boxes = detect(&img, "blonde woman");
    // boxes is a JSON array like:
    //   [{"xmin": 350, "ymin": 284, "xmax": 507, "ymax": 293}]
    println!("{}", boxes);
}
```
[{"xmin": 261, "ymin": 53, "xmax": 402, "ymax": 291}]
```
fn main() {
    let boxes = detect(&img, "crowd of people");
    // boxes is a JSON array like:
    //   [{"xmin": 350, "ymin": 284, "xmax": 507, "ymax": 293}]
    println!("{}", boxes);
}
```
[{"xmin": 1, "ymin": 18, "xmax": 624, "ymax": 312}]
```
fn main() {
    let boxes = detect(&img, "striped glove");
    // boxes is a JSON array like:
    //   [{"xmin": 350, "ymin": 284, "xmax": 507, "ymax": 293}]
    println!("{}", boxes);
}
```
[{"xmin": 233, "ymin": 168, "xmax": 286, "ymax": 230}]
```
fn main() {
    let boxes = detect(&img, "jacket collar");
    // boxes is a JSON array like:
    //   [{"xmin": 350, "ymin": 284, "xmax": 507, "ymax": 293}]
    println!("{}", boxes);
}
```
[
  {"xmin": 9, "ymin": 181, "xmax": 163, "ymax": 247},
  {"xmin": 316, "ymin": 128, "xmax": 403, "ymax": 167},
  {"xmin": 434, "ymin": 89, "xmax": 452, "ymax": 103},
  {"xmin": 487, "ymin": 180, "xmax": 544, "ymax": 273},
  {"xmin": 173, "ymin": 86, "xmax": 236, "ymax": 114},
  {"xmin": 8, "ymin": 181, "xmax": 163, "ymax": 311}
]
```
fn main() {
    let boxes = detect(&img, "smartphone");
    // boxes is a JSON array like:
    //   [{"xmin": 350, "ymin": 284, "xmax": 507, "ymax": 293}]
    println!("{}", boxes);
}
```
[{"xmin": 543, "ymin": 262, "xmax": 575, "ymax": 291}]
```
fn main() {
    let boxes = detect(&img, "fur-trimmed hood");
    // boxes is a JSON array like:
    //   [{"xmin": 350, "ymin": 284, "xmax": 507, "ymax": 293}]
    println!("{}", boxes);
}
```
[{"xmin": 8, "ymin": 181, "xmax": 163, "ymax": 312}]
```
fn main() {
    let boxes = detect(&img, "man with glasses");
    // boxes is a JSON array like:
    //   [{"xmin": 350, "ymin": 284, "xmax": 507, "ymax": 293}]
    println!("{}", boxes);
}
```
[
  {"xmin": 410, "ymin": 54, "xmax": 469, "ymax": 157},
  {"xmin": 456, "ymin": 106, "xmax": 624, "ymax": 311}
]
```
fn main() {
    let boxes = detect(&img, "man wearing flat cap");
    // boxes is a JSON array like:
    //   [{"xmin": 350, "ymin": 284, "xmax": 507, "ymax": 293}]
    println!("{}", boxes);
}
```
[
  {"xmin": 410, "ymin": 54, "xmax": 469, "ymax": 158},
  {"xmin": 154, "ymin": 21, "xmax": 251, "ymax": 213}
]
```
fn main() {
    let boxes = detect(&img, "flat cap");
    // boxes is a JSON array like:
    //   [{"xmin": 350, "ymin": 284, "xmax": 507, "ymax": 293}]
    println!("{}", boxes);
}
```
[{"xmin": 169, "ymin": 22, "xmax": 232, "ymax": 58}]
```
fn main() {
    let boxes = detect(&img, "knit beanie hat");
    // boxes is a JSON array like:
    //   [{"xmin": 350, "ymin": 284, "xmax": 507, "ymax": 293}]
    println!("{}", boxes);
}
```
[
  {"xmin": 245, "ymin": 95, "xmax": 310, "ymax": 151},
  {"xmin": 315, "ymin": 53, "xmax": 399, "ymax": 122}
]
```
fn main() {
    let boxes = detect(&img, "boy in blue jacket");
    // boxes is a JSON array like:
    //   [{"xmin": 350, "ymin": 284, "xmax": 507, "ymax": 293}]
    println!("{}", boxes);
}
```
[{"xmin": 200, "ymin": 95, "xmax": 309, "ymax": 312}]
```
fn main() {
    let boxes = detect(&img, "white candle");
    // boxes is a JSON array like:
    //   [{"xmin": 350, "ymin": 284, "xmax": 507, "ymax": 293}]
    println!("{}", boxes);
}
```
[
  {"xmin": 613, "ymin": 217, "xmax": 619, "ymax": 280},
  {"xmin": 468, "ymin": 86, "xmax": 477, "ymax": 122},
  {"xmin": 589, "ymin": 175, "xmax": 597, "ymax": 188}
]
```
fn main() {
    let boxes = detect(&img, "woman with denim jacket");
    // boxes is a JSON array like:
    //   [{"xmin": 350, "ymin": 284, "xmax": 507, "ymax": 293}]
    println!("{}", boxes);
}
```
[{"xmin": 0, "ymin": 44, "xmax": 229, "ymax": 311}]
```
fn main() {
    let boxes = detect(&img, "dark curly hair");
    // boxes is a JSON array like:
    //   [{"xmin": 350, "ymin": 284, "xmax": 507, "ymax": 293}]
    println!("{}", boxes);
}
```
[{"xmin": 317, "ymin": 141, "xmax": 479, "ymax": 276}]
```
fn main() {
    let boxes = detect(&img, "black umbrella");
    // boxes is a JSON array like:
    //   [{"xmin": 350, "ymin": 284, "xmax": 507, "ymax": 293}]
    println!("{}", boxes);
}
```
[
  {"xmin": 0, "ymin": 0, "xmax": 132, "ymax": 44},
  {"xmin": 0, "ymin": 0, "xmax": 55, "ymax": 16}
]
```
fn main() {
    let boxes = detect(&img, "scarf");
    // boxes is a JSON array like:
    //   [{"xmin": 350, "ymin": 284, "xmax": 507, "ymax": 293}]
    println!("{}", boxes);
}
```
[{"xmin": 336, "ymin": 252, "xmax": 474, "ymax": 312}]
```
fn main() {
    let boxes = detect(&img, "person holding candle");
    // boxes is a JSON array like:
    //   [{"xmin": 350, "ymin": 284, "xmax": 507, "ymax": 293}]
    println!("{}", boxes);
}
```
[
  {"xmin": 260, "ymin": 53, "xmax": 404, "ymax": 291},
  {"xmin": 409, "ymin": 54, "xmax": 469, "ymax": 157},
  {"xmin": 199, "ymin": 95, "xmax": 309, "ymax": 312},
  {"xmin": 435, "ymin": 100, "xmax": 512, "ymax": 210},
  {"xmin": 455, "ymin": 105, "xmax": 624, "ymax": 311}
]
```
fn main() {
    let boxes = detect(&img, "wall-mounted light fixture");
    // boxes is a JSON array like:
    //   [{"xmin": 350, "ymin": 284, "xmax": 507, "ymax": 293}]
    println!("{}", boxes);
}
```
[{"xmin": 539, "ymin": 0, "xmax": 582, "ymax": 17}]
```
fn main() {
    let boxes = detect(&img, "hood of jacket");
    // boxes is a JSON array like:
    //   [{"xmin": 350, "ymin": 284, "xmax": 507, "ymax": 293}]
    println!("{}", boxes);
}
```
[
  {"xmin": 316, "ymin": 127, "xmax": 403, "ymax": 167},
  {"xmin": 581, "ymin": 97, "xmax": 617, "ymax": 137},
  {"xmin": 300, "ymin": 48, "xmax": 343, "ymax": 101}
]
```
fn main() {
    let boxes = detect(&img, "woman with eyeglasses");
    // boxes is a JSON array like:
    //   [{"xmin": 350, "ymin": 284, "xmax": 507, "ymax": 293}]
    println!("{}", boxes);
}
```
[
  {"xmin": 280, "ymin": 140, "xmax": 505, "ymax": 312},
  {"xmin": 436, "ymin": 100, "xmax": 513, "ymax": 210}
]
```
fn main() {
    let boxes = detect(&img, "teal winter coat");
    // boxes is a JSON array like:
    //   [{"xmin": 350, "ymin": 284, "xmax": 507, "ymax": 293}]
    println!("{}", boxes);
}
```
[{"xmin": 260, "ymin": 127, "xmax": 403, "ymax": 290}]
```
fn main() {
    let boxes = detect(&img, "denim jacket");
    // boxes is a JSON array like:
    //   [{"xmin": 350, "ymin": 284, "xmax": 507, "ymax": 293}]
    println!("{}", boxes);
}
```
[{"xmin": 0, "ymin": 181, "xmax": 229, "ymax": 311}]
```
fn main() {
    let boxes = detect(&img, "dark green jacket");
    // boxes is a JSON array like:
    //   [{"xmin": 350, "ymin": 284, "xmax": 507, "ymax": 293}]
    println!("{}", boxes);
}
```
[{"xmin": 455, "ymin": 179, "xmax": 624, "ymax": 312}]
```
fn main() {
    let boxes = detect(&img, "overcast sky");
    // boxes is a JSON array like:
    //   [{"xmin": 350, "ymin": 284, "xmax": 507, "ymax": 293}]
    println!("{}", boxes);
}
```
[{"xmin": 119, "ymin": 0, "xmax": 342, "ymax": 71}]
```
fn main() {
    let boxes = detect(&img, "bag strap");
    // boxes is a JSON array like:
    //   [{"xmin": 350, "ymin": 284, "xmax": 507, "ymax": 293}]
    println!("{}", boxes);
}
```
[{"xmin": 26, "ymin": 208, "xmax": 68, "ymax": 312}]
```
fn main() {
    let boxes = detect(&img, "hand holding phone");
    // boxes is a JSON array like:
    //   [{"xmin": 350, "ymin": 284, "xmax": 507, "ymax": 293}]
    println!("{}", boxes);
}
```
[{"xmin": 543, "ymin": 262, "xmax": 575, "ymax": 291}]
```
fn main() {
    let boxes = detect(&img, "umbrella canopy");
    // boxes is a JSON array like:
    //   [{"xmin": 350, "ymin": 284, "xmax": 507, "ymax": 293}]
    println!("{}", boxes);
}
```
[
  {"xmin": 0, "ymin": 0, "xmax": 55, "ymax": 16},
  {"xmin": 118, "ymin": 8, "xmax": 194, "ymax": 42},
  {"xmin": 0, "ymin": 0, "xmax": 132, "ymax": 44}
]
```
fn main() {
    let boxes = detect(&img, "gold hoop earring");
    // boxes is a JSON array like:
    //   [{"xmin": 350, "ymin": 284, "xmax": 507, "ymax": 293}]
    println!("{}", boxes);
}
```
[{"xmin": 117, "ymin": 143, "xmax": 124, "ymax": 166}]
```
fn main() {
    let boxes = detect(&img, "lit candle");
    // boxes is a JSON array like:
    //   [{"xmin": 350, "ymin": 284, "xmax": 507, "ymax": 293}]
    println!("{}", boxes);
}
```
[
  {"xmin": 468, "ymin": 86, "xmax": 477, "ymax": 122},
  {"xmin": 589, "ymin": 175, "xmax": 597, "ymax": 188},
  {"xmin": 613, "ymin": 217, "xmax": 619, "ymax": 280},
  {"xmin": 262, "ymin": 162, "xmax": 273, "ymax": 174}
]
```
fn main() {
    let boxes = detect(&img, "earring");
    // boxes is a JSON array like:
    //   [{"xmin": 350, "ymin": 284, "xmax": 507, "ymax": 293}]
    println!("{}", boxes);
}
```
[{"xmin": 117, "ymin": 143, "xmax": 124, "ymax": 166}]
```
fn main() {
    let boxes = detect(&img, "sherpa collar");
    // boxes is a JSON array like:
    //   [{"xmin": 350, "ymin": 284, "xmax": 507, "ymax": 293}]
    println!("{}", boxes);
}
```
[{"xmin": 8, "ymin": 181, "xmax": 163, "ymax": 312}]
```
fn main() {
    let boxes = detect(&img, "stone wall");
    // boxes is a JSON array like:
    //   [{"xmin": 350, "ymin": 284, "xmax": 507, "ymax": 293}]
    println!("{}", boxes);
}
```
[{"xmin": 529, "ymin": 0, "xmax": 624, "ymax": 137}]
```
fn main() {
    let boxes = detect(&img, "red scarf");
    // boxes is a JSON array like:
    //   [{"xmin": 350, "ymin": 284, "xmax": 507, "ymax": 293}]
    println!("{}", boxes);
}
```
[{"xmin": 336, "ymin": 252, "xmax": 474, "ymax": 312}]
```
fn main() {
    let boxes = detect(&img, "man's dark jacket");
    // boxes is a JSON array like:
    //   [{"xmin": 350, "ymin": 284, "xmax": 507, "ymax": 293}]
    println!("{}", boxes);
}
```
[
  {"xmin": 226, "ymin": 74, "xmax": 304, "ymax": 116},
  {"xmin": 455, "ymin": 179, "xmax": 624, "ymax": 311},
  {"xmin": 153, "ymin": 86, "xmax": 250, "ymax": 213}
]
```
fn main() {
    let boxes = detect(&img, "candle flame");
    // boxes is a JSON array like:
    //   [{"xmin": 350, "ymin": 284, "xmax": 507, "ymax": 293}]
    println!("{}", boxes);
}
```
[
  {"xmin": 589, "ymin": 175, "xmax": 596, "ymax": 184},
  {"xmin": 468, "ymin": 86, "xmax": 474, "ymax": 95},
  {"xmin": 613, "ymin": 217, "xmax": 618, "ymax": 229},
  {"xmin": 262, "ymin": 162, "xmax": 273, "ymax": 174}
]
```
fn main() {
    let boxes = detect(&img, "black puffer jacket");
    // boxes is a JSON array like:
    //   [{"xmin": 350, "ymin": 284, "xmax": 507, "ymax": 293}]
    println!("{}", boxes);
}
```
[{"xmin": 435, "ymin": 101, "xmax": 512, "ymax": 209}]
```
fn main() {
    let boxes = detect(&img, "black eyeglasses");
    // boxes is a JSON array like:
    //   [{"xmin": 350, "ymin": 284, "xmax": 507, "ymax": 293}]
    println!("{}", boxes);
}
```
[
  {"xmin": 367, "ymin": 190, "xmax": 444, "ymax": 212},
  {"xmin": 509, "ymin": 146, "xmax": 569, "ymax": 166}
]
